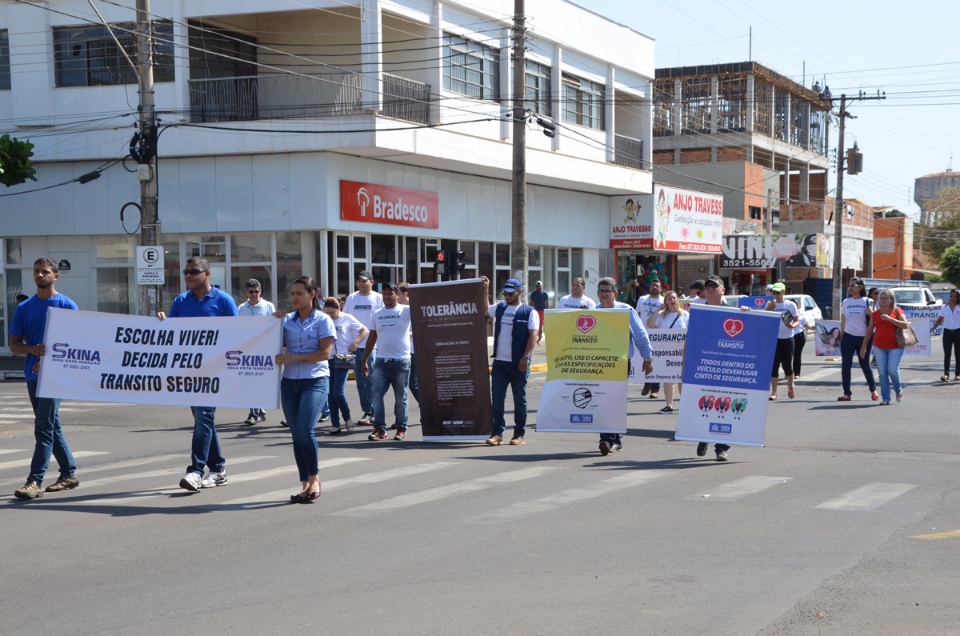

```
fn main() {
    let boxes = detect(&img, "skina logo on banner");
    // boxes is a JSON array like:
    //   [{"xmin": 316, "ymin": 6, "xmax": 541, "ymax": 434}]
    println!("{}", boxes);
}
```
[
  {"xmin": 51, "ymin": 342, "xmax": 101, "ymax": 365},
  {"xmin": 225, "ymin": 350, "xmax": 275, "ymax": 372}
]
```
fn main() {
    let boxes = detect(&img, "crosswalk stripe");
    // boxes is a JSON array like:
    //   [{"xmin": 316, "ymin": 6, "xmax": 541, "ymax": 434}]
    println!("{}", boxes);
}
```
[
  {"xmin": 70, "ymin": 457, "xmax": 367, "ymax": 505},
  {"xmin": 693, "ymin": 476, "xmax": 793, "ymax": 501},
  {"xmin": 332, "ymin": 466, "xmax": 557, "ymax": 518},
  {"xmin": 463, "ymin": 470, "xmax": 670, "ymax": 525},
  {"xmin": 0, "ymin": 449, "xmax": 26, "ymax": 456},
  {"xmin": 0, "ymin": 450, "xmax": 108, "ymax": 471},
  {"xmin": 79, "ymin": 455, "xmax": 277, "ymax": 489},
  {"xmin": 216, "ymin": 459, "xmax": 442, "ymax": 506},
  {"xmin": 815, "ymin": 483, "xmax": 916, "ymax": 511}
]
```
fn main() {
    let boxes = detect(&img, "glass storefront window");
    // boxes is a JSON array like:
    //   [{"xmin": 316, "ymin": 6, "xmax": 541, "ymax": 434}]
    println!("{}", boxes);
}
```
[
  {"xmin": 496, "ymin": 243, "xmax": 510, "ymax": 267},
  {"xmin": 405, "ymin": 237, "xmax": 418, "ymax": 284},
  {"xmin": 353, "ymin": 236, "xmax": 366, "ymax": 260},
  {"xmin": 160, "ymin": 235, "xmax": 180, "ymax": 310},
  {"xmin": 185, "ymin": 236, "xmax": 226, "ymax": 262},
  {"xmin": 96, "ymin": 267, "xmax": 134, "ymax": 314},
  {"xmin": 337, "ymin": 235, "xmax": 350, "ymax": 259},
  {"xmin": 5, "ymin": 238, "xmax": 21, "ymax": 265},
  {"xmin": 231, "ymin": 234, "xmax": 271, "ymax": 262},
  {"xmin": 231, "ymin": 265, "xmax": 274, "ymax": 307},
  {"xmin": 95, "ymin": 236, "xmax": 134, "ymax": 263},
  {"xmin": 276, "ymin": 232, "xmax": 302, "ymax": 313}
]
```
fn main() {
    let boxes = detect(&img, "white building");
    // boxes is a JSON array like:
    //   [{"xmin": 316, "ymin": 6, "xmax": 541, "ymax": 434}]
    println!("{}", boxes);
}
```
[{"xmin": 0, "ymin": 0, "xmax": 653, "ymax": 349}]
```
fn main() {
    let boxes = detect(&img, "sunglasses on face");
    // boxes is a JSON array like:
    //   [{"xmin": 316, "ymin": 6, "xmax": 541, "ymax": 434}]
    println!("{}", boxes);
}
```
[{"xmin": 183, "ymin": 268, "xmax": 207, "ymax": 276}]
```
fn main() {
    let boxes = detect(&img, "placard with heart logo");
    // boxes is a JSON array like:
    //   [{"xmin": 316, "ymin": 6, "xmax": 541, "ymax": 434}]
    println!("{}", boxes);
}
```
[
  {"xmin": 576, "ymin": 316, "xmax": 596, "ymax": 333},
  {"xmin": 723, "ymin": 318, "xmax": 744, "ymax": 338}
]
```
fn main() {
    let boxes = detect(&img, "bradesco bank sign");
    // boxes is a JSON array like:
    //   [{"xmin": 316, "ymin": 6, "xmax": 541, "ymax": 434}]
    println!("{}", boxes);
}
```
[{"xmin": 340, "ymin": 180, "xmax": 439, "ymax": 229}]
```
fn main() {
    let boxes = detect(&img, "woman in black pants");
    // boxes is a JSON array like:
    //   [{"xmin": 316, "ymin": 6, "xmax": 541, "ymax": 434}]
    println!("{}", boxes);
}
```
[
  {"xmin": 768, "ymin": 284, "xmax": 800, "ymax": 400},
  {"xmin": 792, "ymin": 310, "xmax": 808, "ymax": 378},
  {"xmin": 934, "ymin": 289, "xmax": 960, "ymax": 382}
]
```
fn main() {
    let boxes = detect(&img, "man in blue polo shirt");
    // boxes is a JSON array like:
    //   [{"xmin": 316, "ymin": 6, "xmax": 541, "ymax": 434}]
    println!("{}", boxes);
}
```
[
  {"xmin": 10, "ymin": 257, "xmax": 80, "ymax": 500},
  {"xmin": 159, "ymin": 257, "xmax": 239, "ymax": 492}
]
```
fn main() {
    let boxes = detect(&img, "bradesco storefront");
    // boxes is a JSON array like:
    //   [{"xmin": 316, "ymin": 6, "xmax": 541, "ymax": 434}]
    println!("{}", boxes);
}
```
[{"xmin": 609, "ymin": 184, "xmax": 723, "ymax": 301}]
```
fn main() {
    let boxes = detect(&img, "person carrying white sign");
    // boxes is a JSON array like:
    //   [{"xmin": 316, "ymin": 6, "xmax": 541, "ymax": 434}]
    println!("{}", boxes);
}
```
[
  {"xmin": 158, "ymin": 257, "xmax": 239, "ymax": 493},
  {"xmin": 646, "ymin": 290, "xmax": 688, "ymax": 413},
  {"xmin": 596, "ymin": 277, "xmax": 652, "ymax": 455}
]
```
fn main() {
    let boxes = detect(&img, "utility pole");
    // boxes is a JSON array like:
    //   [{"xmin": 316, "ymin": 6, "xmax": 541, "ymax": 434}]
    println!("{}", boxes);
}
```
[
  {"xmin": 510, "ymin": 0, "xmax": 528, "ymax": 289},
  {"xmin": 830, "ymin": 91, "xmax": 884, "ymax": 319},
  {"xmin": 136, "ymin": 0, "xmax": 161, "ymax": 317}
]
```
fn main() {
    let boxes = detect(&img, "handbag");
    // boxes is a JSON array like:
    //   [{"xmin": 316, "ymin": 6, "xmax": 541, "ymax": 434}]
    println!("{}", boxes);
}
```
[
  {"xmin": 331, "ymin": 353, "xmax": 356, "ymax": 370},
  {"xmin": 896, "ymin": 320, "xmax": 918, "ymax": 348}
]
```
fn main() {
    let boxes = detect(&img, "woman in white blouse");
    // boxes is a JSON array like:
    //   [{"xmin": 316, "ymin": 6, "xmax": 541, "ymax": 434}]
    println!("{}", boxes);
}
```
[
  {"xmin": 838, "ymin": 277, "xmax": 878, "ymax": 402},
  {"xmin": 933, "ymin": 289, "xmax": 960, "ymax": 382},
  {"xmin": 646, "ymin": 290, "xmax": 688, "ymax": 413}
]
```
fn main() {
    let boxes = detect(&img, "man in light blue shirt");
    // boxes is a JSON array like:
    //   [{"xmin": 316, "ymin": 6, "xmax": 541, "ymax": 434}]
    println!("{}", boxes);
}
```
[{"xmin": 237, "ymin": 278, "xmax": 276, "ymax": 425}]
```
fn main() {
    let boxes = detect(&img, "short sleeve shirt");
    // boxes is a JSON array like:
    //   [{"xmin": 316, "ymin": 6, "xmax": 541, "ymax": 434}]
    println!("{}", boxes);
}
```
[
  {"xmin": 842, "ymin": 297, "xmax": 871, "ymax": 337},
  {"xmin": 370, "ymin": 304, "xmax": 413, "ymax": 360},
  {"xmin": 529, "ymin": 290, "xmax": 548, "ymax": 311},
  {"xmin": 487, "ymin": 303, "xmax": 540, "ymax": 361},
  {"xmin": 282, "ymin": 309, "xmax": 335, "ymax": 379},
  {"xmin": 169, "ymin": 287, "xmax": 240, "ymax": 318},
  {"xmin": 556, "ymin": 295, "xmax": 596, "ymax": 309},
  {"xmin": 238, "ymin": 299, "xmax": 276, "ymax": 317},
  {"xmin": 636, "ymin": 294, "xmax": 665, "ymax": 323},
  {"xmin": 9, "ymin": 293, "xmax": 79, "ymax": 381},
  {"xmin": 343, "ymin": 291, "xmax": 384, "ymax": 348},
  {"xmin": 332, "ymin": 313, "xmax": 366, "ymax": 357}
]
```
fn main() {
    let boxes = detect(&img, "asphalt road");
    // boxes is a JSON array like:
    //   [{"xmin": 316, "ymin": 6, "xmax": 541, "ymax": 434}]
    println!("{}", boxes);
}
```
[{"xmin": 1, "ymin": 345, "xmax": 959, "ymax": 635}]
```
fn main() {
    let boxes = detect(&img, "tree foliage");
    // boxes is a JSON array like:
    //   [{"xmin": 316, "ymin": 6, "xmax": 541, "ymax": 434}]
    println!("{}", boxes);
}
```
[
  {"xmin": 939, "ymin": 242, "xmax": 960, "ymax": 286},
  {"xmin": 0, "ymin": 134, "xmax": 37, "ymax": 187}
]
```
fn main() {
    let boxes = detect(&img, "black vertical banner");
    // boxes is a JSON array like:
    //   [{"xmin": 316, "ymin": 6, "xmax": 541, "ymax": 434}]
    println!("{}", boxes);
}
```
[{"xmin": 408, "ymin": 279, "xmax": 492, "ymax": 440}]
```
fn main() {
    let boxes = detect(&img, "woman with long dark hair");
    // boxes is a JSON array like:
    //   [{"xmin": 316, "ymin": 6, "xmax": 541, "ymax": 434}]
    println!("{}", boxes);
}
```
[
  {"xmin": 838, "ymin": 277, "xmax": 878, "ymax": 401},
  {"xmin": 275, "ymin": 277, "xmax": 334, "ymax": 503}
]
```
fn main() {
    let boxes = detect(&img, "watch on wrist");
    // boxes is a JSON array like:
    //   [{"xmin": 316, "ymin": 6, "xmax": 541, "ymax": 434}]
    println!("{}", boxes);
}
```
[{"xmin": 643, "ymin": 358, "xmax": 652, "ymax": 363}]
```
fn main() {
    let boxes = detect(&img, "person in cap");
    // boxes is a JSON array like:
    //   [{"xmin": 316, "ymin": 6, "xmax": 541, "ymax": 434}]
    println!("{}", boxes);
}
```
[
  {"xmin": 765, "ymin": 283, "xmax": 800, "ymax": 401},
  {"xmin": 481, "ymin": 276, "xmax": 539, "ymax": 446},
  {"xmin": 362, "ymin": 282, "xmax": 413, "ymax": 441},
  {"xmin": 686, "ymin": 279, "xmax": 706, "ymax": 304},
  {"xmin": 529, "ymin": 280, "xmax": 549, "ymax": 345},
  {"xmin": 342, "ymin": 270, "xmax": 384, "ymax": 425}
]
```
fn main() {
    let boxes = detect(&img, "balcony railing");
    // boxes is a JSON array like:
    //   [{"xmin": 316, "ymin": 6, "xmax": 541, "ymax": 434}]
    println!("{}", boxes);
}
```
[
  {"xmin": 613, "ymin": 134, "xmax": 645, "ymax": 170},
  {"xmin": 189, "ymin": 72, "xmax": 430, "ymax": 125},
  {"xmin": 383, "ymin": 74, "xmax": 430, "ymax": 125}
]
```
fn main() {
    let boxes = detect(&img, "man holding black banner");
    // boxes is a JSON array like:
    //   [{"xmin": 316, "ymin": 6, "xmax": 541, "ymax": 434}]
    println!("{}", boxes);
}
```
[
  {"xmin": 596, "ymin": 277, "xmax": 653, "ymax": 455},
  {"xmin": 481, "ymin": 276, "xmax": 539, "ymax": 446},
  {"xmin": 159, "ymin": 257, "xmax": 239, "ymax": 492}
]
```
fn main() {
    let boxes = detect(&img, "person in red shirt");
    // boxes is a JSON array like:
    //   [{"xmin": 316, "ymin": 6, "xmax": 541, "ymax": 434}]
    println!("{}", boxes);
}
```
[{"xmin": 860, "ymin": 290, "xmax": 910, "ymax": 405}]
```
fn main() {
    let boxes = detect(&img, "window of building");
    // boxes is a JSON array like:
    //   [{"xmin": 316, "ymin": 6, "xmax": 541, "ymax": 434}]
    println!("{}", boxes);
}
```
[
  {"xmin": 681, "ymin": 76, "xmax": 710, "ymax": 134},
  {"xmin": 54, "ymin": 21, "xmax": 175, "ymax": 87},
  {"xmin": 653, "ymin": 82, "xmax": 674, "ymax": 137},
  {"xmin": 562, "ymin": 74, "xmax": 604, "ymax": 130},
  {"xmin": 94, "ymin": 236, "xmax": 135, "ymax": 315},
  {"xmin": 525, "ymin": 61, "xmax": 551, "ymax": 116},
  {"xmin": 0, "ymin": 30, "xmax": 10, "ymax": 90},
  {"xmin": 443, "ymin": 35, "xmax": 499, "ymax": 100},
  {"xmin": 749, "ymin": 206, "xmax": 762, "ymax": 220}
]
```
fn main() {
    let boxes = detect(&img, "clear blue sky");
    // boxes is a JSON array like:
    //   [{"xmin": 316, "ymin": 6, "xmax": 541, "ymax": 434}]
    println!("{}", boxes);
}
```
[{"xmin": 574, "ymin": 0, "xmax": 959, "ymax": 216}]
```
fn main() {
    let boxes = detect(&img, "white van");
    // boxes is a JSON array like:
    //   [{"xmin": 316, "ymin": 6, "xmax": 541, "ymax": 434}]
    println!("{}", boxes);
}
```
[{"xmin": 785, "ymin": 294, "xmax": 822, "ymax": 331}]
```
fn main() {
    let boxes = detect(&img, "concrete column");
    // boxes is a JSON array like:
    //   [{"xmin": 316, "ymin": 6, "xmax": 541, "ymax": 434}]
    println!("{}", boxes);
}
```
[
  {"xmin": 673, "ymin": 78, "xmax": 682, "ymax": 137},
  {"xmin": 745, "ymin": 73, "xmax": 755, "ymax": 163},
  {"xmin": 710, "ymin": 75, "xmax": 719, "ymax": 162},
  {"xmin": 784, "ymin": 157, "xmax": 791, "ymax": 204},
  {"xmin": 360, "ymin": 0, "xmax": 383, "ymax": 112},
  {"xmin": 799, "ymin": 164, "xmax": 810, "ymax": 201},
  {"xmin": 429, "ymin": 1, "xmax": 444, "ymax": 125}
]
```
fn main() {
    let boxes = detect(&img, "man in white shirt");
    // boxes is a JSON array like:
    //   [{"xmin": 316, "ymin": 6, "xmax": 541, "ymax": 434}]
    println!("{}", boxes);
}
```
[
  {"xmin": 556, "ymin": 277, "xmax": 596, "ymax": 309},
  {"xmin": 237, "ymin": 278, "xmax": 276, "ymax": 425},
  {"xmin": 343, "ymin": 270, "xmax": 384, "ymax": 425},
  {"xmin": 362, "ymin": 283, "xmax": 412, "ymax": 441},
  {"xmin": 482, "ymin": 276, "xmax": 539, "ymax": 446},
  {"xmin": 636, "ymin": 278, "xmax": 665, "ymax": 398}
]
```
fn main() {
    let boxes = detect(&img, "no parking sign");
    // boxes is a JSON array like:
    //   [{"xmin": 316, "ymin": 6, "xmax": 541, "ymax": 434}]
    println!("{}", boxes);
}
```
[{"xmin": 136, "ymin": 246, "xmax": 164, "ymax": 284}]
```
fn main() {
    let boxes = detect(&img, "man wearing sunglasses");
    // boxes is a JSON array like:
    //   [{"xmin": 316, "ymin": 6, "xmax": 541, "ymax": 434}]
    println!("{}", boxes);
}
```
[
  {"xmin": 158, "ymin": 257, "xmax": 239, "ymax": 492},
  {"xmin": 482, "ymin": 276, "xmax": 539, "ymax": 446},
  {"xmin": 237, "ymin": 278, "xmax": 276, "ymax": 425}
]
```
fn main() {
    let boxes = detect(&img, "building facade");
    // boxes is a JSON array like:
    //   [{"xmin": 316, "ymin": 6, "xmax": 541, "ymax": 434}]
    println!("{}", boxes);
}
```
[{"xmin": 0, "ymin": 0, "xmax": 655, "ymax": 350}]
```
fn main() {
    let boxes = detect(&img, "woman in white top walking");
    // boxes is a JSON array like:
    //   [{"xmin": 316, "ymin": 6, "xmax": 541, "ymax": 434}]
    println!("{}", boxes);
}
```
[
  {"xmin": 933, "ymin": 289, "xmax": 960, "ymax": 382},
  {"xmin": 838, "ymin": 277, "xmax": 878, "ymax": 401},
  {"xmin": 646, "ymin": 290, "xmax": 688, "ymax": 413}
]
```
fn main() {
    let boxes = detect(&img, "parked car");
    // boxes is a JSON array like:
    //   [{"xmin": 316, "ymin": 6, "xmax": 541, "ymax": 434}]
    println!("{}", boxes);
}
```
[
  {"xmin": 890, "ymin": 287, "xmax": 942, "ymax": 310},
  {"xmin": 786, "ymin": 294, "xmax": 822, "ymax": 331},
  {"xmin": 932, "ymin": 289, "xmax": 954, "ymax": 305}
]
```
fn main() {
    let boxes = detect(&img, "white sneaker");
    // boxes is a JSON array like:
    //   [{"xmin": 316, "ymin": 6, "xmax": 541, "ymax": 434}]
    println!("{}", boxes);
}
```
[
  {"xmin": 200, "ymin": 471, "xmax": 228, "ymax": 488},
  {"xmin": 179, "ymin": 472, "xmax": 202, "ymax": 492}
]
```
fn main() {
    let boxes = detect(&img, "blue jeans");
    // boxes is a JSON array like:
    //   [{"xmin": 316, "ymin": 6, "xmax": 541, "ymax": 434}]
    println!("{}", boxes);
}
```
[
  {"xmin": 281, "ymin": 377, "xmax": 329, "ymax": 482},
  {"xmin": 840, "ymin": 332, "xmax": 876, "ymax": 395},
  {"xmin": 188, "ymin": 406, "xmax": 224, "ymax": 475},
  {"xmin": 328, "ymin": 367, "xmax": 352, "ymax": 428},
  {"xmin": 371, "ymin": 358, "xmax": 411, "ymax": 432},
  {"xmin": 874, "ymin": 346, "xmax": 904, "ymax": 402},
  {"xmin": 354, "ymin": 347, "xmax": 376, "ymax": 414},
  {"xmin": 491, "ymin": 359, "xmax": 529, "ymax": 438},
  {"xmin": 26, "ymin": 380, "xmax": 76, "ymax": 485}
]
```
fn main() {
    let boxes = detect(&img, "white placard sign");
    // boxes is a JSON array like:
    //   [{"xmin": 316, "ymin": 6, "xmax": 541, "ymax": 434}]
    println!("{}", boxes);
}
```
[{"xmin": 136, "ymin": 245, "xmax": 165, "ymax": 284}]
